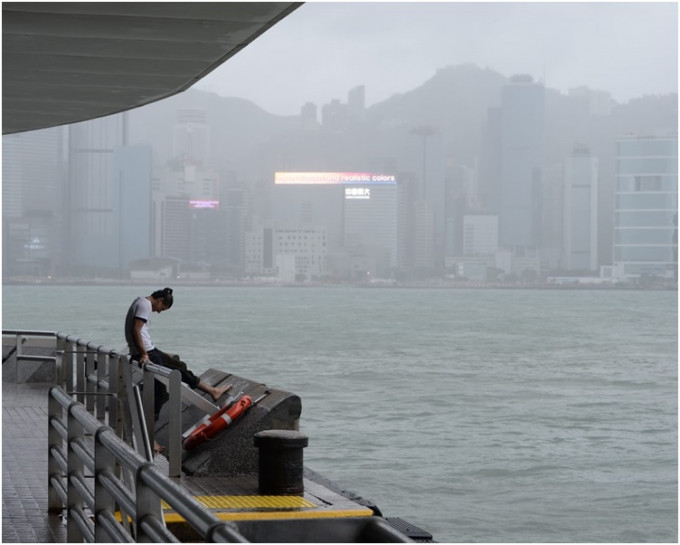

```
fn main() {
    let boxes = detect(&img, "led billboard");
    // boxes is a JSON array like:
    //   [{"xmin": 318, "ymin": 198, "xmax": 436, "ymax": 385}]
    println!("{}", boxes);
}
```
[
  {"xmin": 345, "ymin": 187, "xmax": 371, "ymax": 199},
  {"xmin": 275, "ymin": 172, "xmax": 396, "ymax": 185},
  {"xmin": 189, "ymin": 200, "xmax": 220, "ymax": 210}
]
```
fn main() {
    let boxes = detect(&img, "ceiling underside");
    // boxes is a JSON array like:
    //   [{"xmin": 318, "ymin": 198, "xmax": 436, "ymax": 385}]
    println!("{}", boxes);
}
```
[{"xmin": 2, "ymin": 2, "xmax": 302, "ymax": 135}]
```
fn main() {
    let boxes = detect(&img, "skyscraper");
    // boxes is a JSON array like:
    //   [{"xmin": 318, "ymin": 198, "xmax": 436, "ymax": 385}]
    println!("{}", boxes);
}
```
[
  {"xmin": 499, "ymin": 75, "xmax": 545, "ymax": 253},
  {"xmin": 613, "ymin": 134, "xmax": 678, "ymax": 280},
  {"xmin": 68, "ymin": 114, "xmax": 125, "ymax": 273},
  {"xmin": 343, "ymin": 182, "xmax": 398, "ymax": 270},
  {"xmin": 2, "ymin": 126, "xmax": 64, "ymax": 276},
  {"xmin": 563, "ymin": 145, "xmax": 599, "ymax": 271},
  {"xmin": 115, "ymin": 145, "xmax": 152, "ymax": 270}
]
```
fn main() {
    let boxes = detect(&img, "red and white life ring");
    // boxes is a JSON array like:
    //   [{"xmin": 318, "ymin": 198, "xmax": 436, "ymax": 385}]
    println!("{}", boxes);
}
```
[{"xmin": 183, "ymin": 395, "xmax": 253, "ymax": 450}]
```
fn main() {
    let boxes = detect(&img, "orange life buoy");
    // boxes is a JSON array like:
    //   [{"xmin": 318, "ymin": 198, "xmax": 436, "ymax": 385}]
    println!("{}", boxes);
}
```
[{"xmin": 183, "ymin": 395, "xmax": 253, "ymax": 450}]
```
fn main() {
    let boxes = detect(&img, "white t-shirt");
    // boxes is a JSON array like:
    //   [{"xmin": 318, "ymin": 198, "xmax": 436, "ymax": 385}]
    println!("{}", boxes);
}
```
[{"xmin": 125, "ymin": 296, "xmax": 155, "ymax": 354}]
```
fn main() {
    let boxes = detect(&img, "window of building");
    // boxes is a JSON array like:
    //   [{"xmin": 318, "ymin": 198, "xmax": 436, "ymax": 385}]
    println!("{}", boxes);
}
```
[{"xmin": 635, "ymin": 175, "xmax": 662, "ymax": 191}]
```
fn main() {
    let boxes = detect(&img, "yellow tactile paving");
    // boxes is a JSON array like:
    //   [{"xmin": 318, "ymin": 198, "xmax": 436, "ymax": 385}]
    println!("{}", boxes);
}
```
[
  {"xmin": 163, "ymin": 508, "xmax": 375, "ymax": 523},
  {"xmin": 161, "ymin": 495, "xmax": 316, "ymax": 510},
  {"xmin": 160, "ymin": 494, "xmax": 375, "ymax": 523}
]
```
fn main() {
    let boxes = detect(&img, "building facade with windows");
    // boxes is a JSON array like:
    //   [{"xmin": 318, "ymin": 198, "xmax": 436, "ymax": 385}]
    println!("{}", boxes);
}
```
[
  {"xmin": 613, "ymin": 134, "xmax": 678, "ymax": 280},
  {"xmin": 245, "ymin": 224, "xmax": 327, "ymax": 281}
]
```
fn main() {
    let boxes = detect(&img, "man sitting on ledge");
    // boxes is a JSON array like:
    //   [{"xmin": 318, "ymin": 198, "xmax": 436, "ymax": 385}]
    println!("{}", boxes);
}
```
[{"xmin": 124, "ymin": 287, "xmax": 232, "ymax": 453}]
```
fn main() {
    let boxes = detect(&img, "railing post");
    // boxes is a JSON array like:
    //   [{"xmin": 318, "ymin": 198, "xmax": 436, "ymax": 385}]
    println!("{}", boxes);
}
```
[
  {"xmin": 94, "ymin": 427, "xmax": 116, "ymax": 542},
  {"xmin": 96, "ymin": 348, "xmax": 107, "ymax": 422},
  {"xmin": 142, "ymin": 366, "xmax": 156, "ymax": 456},
  {"xmin": 75, "ymin": 339, "xmax": 86, "ymax": 404},
  {"xmin": 64, "ymin": 338, "xmax": 76, "ymax": 393},
  {"xmin": 121, "ymin": 360, "xmax": 149, "ymax": 459},
  {"xmin": 108, "ymin": 353, "xmax": 121, "ymax": 436},
  {"xmin": 55, "ymin": 350, "xmax": 65, "ymax": 388},
  {"xmin": 67, "ymin": 404, "xmax": 85, "ymax": 542},
  {"xmin": 48, "ymin": 390, "xmax": 64, "ymax": 513},
  {"xmin": 85, "ymin": 345, "xmax": 96, "ymax": 412},
  {"xmin": 168, "ymin": 369, "xmax": 182, "ymax": 478},
  {"xmin": 135, "ymin": 464, "xmax": 164, "ymax": 543}
]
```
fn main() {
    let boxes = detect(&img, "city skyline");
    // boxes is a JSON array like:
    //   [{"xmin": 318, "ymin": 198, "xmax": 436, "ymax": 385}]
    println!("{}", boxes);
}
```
[{"xmin": 3, "ymin": 66, "xmax": 677, "ymax": 286}]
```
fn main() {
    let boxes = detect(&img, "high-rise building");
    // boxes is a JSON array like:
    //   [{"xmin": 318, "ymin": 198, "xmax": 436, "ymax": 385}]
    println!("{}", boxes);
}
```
[
  {"xmin": 220, "ymin": 186, "xmax": 251, "ymax": 272},
  {"xmin": 343, "ymin": 182, "xmax": 398, "ymax": 270},
  {"xmin": 613, "ymin": 134, "xmax": 678, "ymax": 280},
  {"xmin": 563, "ymin": 145, "xmax": 599, "ymax": 271},
  {"xmin": 321, "ymin": 99, "xmax": 348, "ymax": 132},
  {"xmin": 499, "ymin": 75, "xmax": 545, "ymax": 252},
  {"xmin": 272, "ymin": 181, "xmax": 344, "ymax": 246},
  {"xmin": 405, "ymin": 127, "xmax": 445, "ymax": 270},
  {"xmin": 2, "ymin": 126, "xmax": 65, "ymax": 276},
  {"xmin": 479, "ymin": 107, "xmax": 502, "ymax": 215},
  {"xmin": 271, "ymin": 172, "xmax": 398, "ymax": 277},
  {"xmin": 115, "ymin": 146, "xmax": 152, "ymax": 270},
  {"xmin": 164, "ymin": 108, "xmax": 218, "ymax": 202},
  {"xmin": 347, "ymin": 85, "xmax": 365, "ymax": 123},
  {"xmin": 68, "ymin": 113, "xmax": 144, "ymax": 273},
  {"xmin": 568, "ymin": 86, "xmax": 612, "ymax": 116},
  {"xmin": 413, "ymin": 200, "xmax": 435, "ymax": 270},
  {"xmin": 161, "ymin": 197, "xmax": 191, "ymax": 261},
  {"xmin": 463, "ymin": 215, "xmax": 499, "ymax": 256},
  {"xmin": 173, "ymin": 108, "xmax": 210, "ymax": 168},
  {"xmin": 300, "ymin": 102, "xmax": 319, "ymax": 130}
]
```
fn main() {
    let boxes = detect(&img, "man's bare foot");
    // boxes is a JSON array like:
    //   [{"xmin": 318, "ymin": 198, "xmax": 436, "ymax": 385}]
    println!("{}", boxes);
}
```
[
  {"xmin": 198, "ymin": 380, "xmax": 233, "ymax": 402},
  {"xmin": 209, "ymin": 383, "xmax": 232, "ymax": 402},
  {"xmin": 154, "ymin": 441, "xmax": 165, "ymax": 455}
]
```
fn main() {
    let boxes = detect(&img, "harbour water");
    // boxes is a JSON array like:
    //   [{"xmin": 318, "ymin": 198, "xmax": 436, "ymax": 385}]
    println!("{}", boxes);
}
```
[{"xmin": 2, "ymin": 285, "xmax": 677, "ymax": 542}]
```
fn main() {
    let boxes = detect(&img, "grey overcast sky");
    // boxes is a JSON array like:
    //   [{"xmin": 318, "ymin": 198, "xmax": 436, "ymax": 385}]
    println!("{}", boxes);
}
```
[{"xmin": 195, "ymin": 1, "xmax": 679, "ymax": 115}]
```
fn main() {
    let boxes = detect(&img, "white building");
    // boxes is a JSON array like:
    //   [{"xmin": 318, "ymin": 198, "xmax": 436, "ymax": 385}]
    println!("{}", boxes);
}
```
[
  {"xmin": 246, "ymin": 224, "xmax": 327, "ymax": 281},
  {"xmin": 563, "ymin": 145, "xmax": 599, "ymax": 271}
]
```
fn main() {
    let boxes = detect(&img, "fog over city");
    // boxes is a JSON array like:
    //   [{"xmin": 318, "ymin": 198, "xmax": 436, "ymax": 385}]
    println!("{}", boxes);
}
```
[
  {"xmin": 2, "ymin": 6, "xmax": 678, "ymax": 542},
  {"xmin": 196, "ymin": 2, "xmax": 679, "ymax": 114},
  {"xmin": 3, "ymin": 1, "xmax": 678, "ymax": 287}
]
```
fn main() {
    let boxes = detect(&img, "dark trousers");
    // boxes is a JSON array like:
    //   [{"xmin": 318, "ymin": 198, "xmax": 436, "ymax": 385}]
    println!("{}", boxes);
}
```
[{"xmin": 138, "ymin": 349, "xmax": 201, "ymax": 418}]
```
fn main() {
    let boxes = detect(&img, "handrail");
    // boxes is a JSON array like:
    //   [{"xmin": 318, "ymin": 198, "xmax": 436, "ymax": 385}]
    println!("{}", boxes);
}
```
[
  {"xmin": 48, "ymin": 386, "xmax": 248, "ymax": 542},
  {"xmin": 3, "ymin": 329, "xmax": 235, "ymax": 542}
]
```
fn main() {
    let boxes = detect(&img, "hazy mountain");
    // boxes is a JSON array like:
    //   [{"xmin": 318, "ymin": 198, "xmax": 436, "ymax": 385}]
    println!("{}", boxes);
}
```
[
  {"xmin": 127, "ymin": 89, "xmax": 299, "ymax": 173},
  {"xmin": 126, "ymin": 62, "xmax": 677, "ymax": 180}
]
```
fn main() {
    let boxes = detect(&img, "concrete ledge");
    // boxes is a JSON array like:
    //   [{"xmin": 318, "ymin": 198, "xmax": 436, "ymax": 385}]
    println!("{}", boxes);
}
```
[{"xmin": 154, "ymin": 369, "xmax": 302, "ymax": 476}]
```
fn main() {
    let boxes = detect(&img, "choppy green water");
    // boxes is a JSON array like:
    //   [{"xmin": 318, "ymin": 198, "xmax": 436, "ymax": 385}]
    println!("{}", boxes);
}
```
[{"xmin": 3, "ymin": 285, "xmax": 677, "ymax": 542}]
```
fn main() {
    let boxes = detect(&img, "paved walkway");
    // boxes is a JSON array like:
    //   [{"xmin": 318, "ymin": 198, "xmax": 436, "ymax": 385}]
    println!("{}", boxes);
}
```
[{"xmin": 2, "ymin": 380, "xmax": 66, "ymax": 543}]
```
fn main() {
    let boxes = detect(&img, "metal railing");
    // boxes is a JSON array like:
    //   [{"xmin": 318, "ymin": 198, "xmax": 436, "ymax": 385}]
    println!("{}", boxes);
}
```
[
  {"xmin": 51, "ymin": 333, "xmax": 186, "ymax": 475},
  {"xmin": 48, "ymin": 385, "xmax": 246, "ymax": 542},
  {"xmin": 3, "ymin": 330, "xmax": 248, "ymax": 543}
]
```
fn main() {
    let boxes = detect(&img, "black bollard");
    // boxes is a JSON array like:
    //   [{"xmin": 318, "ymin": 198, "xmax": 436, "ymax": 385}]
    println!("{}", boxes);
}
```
[{"xmin": 254, "ymin": 429, "xmax": 308, "ymax": 495}]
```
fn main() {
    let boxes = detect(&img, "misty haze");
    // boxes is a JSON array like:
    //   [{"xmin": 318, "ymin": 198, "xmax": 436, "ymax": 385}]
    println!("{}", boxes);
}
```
[
  {"xmin": 2, "ymin": 2, "xmax": 678, "ymax": 287},
  {"xmin": 3, "ymin": 65, "xmax": 678, "ymax": 287},
  {"xmin": 2, "ymin": 3, "xmax": 678, "ymax": 544}
]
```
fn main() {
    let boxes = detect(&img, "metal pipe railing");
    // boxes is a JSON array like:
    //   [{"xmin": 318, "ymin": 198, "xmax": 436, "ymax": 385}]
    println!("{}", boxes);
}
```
[
  {"xmin": 3, "ymin": 329, "xmax": 230, "ymax": 542},
  {"xmin": 48, "ymin": 385, "xmax": 248, "ymax": 542}
]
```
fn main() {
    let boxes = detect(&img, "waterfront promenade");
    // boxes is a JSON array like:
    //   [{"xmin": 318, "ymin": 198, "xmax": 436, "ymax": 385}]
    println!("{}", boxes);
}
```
[{"xmin": 2, "ymin": 379, "xmax": 66, "ymax": 542}]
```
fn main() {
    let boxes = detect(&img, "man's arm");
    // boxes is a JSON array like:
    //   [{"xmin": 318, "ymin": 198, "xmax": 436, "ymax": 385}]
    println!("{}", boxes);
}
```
[{"xmin": 132, "ymin": 318, "xmax": 150, "ymax": 363}]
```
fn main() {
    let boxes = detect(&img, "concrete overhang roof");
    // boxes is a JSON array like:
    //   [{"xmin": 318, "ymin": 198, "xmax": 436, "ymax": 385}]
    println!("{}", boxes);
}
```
[{"xmin": 2, "ymin": 2, "xmax": 302, "ymax": 135}]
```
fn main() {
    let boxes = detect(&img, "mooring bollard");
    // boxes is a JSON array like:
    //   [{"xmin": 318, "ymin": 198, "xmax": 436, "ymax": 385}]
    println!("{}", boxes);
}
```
[{"xmin": 254, "ymin": 429, "xmax": 308, "ymax": 495}]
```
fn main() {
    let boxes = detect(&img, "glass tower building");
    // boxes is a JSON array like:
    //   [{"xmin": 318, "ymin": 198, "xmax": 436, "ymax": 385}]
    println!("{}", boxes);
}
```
[
  {"xmin": 613, "ymin": 134, "xmax": 678, "ymax": 280},
  {"xmin": 499, "ymin": 75, "xmax": 545, "ymax": 251}
]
